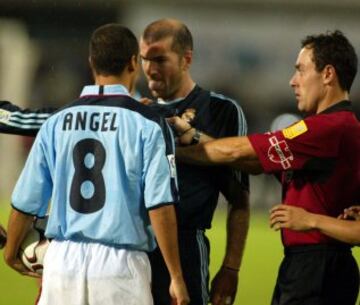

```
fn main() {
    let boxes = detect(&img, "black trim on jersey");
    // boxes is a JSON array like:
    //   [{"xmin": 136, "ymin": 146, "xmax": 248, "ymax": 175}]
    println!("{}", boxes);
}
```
[
  {"xmin": 147, "ymin": 202, "xmax": 175, "ymax": 211},
  {"xmin": 61, "ymin": 95, "xmax": 171, "ymax": 151},
  {"xmin": 320, "ymin": 100, "xmax": 353, "ymax": 114},
  {"xmin": 11, "ymin": 203, "xmax": 38, "ymax": 217},
  {"xmin": 99, "ymin": 85, "xmax": 104, "ymax": 95}
]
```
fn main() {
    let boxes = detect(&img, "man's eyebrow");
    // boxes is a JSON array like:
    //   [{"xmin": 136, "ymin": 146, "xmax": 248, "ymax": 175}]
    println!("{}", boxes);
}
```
[{"xmin": 140, "ymin": 55, "xmax": 166, "ymax": 61}]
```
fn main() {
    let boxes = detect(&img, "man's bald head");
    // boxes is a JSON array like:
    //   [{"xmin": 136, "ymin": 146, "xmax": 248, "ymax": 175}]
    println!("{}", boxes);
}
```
[{"xmin": 142, "ymin": 18, "xmax": 193, "ymax": 55}]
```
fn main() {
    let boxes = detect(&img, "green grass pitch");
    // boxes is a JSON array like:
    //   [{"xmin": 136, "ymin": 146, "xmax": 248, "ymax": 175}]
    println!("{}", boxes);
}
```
[{"xmin": 0, "ymin": 207, "xmax": 359, "ymax": 305}]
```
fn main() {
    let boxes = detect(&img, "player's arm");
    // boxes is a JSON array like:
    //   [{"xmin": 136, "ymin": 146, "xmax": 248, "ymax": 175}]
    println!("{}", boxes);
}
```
[
  {"xmin": 168, "ymin": 115, "xmax": 262, "ymax": 173},
  {"xmin": 167, "ymin": 115, "xmax": 214, "ymax": 144},
  {"xmin": 3, "ymin": 208, "xmax": 40, "ymax": 277},
  {"xmin": 176, "ymin": 136, "xmax": 263, "ymax": 174},
  {"xmin": 149, "ymin": 205, "xmax": 190, "ymax": 305},
  {"xmin": 270, "ymin": 204, "xmax": 360, "ymax": 245},
  {"xmin": 0, "ymin": 223, "xmax": 7, "ymax": 249},
  {"xmin": 211, "ymin": 178, "xmax": 249, "ymax": 305},
  {"xmin": 0, "ymin": 100, "xmax": 55, "ymax": 136}
]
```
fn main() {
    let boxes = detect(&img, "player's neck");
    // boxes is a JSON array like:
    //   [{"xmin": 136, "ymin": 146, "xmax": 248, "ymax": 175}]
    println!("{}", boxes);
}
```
[
  {"xmin": 165, "ymin": 76, "xmax": 195, "ymax": 101},
  {"xmin": 316, "ymin": 88, "xmax": 349, "ymax": 114},
  {"xmin": 93, "ymin": 74, "xmax": 132, "ymax": 93}
]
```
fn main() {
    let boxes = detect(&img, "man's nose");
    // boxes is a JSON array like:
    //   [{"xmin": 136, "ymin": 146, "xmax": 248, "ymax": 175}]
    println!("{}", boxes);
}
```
[{"xmin": 289, "ymin": 74, "xmax": 297, "ymax": 87}]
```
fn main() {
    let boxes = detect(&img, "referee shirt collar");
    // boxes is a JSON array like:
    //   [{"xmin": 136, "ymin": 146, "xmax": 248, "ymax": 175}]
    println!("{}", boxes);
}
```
[{"xmin": 80, "ymin": 84, "xmax": 130, "ymax": 97}]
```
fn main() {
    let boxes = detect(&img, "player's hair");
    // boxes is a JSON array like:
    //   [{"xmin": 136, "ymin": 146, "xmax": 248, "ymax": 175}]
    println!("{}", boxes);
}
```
[
  {"xmin": 302, "ymin": 30, "xmax": 358, "ymax": 92},
  {"xmin": 89, "ymin": 23, "xmax": 139, "ymax": 76},
  {"xmin": 142, "ymin": 19, "xmax": 193, "ymax": 55}
]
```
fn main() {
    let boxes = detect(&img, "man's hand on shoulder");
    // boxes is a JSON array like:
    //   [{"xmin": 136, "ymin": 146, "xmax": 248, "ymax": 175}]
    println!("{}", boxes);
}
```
[
  {"xmin": 341, "ymin": 206, "xmax": 360, "ymax": 221},
  {"xmin": 139, "ymin": 97, "xmax": 154, "ymax": 105}
]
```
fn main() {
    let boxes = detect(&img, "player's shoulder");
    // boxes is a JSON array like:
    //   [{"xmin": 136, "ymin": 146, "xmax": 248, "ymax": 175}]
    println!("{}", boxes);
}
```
[{"xmin": 208, "ymin": 90, "xmax": 245, "ymax": 113}]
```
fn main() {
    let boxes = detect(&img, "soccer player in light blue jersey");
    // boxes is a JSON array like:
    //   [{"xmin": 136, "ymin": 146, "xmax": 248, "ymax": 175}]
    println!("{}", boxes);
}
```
[{"xmin": 4, "ymin": 23, "xmax": 189, "ymax": 305}]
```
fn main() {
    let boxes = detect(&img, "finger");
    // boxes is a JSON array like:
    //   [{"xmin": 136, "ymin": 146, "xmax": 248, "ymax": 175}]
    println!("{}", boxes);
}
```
[
  {"xmin": 347, "ymin": 206, "xmax": 360, "ymax": 212},
  {"xmin": 225, "ymin": 296, "xmax": 233, "ymax": 305},
  {"xmin": 139, "ymin": 98, "xmax": 153, "ymax": 105},
  {"xmin": 211, "ymin": 292, "xmax": 222, "ymax": 305},
  {"xmin": 269, "ymin": 210, "xmax": 287, "ymax": 222},
  {"xmin": 269, "ymin": 204, "xmax": 287, "ymax": 213},
  {"xmin": 271, "ymin": 222, "xmax": 284, "ymax": 231},
  {"xmin": 344, "ymin": 210, "xmax": 357, "ymax": 219},
  {"xmin": 270, "ymin": 215, "xmax": 288, "ymax": 224}
]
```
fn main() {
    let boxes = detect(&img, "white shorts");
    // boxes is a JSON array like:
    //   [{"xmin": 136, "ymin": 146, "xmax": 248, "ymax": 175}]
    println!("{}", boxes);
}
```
[{"xmin": 38, "ymin": 240, "xmax": 153, "ymax": 305}]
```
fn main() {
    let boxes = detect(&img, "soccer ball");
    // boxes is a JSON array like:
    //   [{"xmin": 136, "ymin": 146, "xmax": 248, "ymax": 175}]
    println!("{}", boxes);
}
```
[{"xmin": 19, "ymin": 224, "xmax": 50, "ymax": 275}]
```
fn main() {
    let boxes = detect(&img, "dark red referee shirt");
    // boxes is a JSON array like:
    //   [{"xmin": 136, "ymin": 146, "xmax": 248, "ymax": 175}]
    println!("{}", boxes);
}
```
[{"xmin": 249, "ymin": 100, "xmax": 360, "ymax": 246}]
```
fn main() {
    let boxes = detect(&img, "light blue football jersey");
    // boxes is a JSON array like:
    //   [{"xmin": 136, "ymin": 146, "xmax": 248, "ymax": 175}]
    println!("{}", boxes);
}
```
[{"xmin": 12, "ymin": 85, "xmax": 178, "ymax": 251}]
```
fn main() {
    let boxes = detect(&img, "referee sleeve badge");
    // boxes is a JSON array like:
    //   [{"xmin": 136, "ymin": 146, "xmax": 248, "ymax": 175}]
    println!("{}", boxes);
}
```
[{"xmin": 282, "ymin": 120, "xmax": 308, "ymax": 139}]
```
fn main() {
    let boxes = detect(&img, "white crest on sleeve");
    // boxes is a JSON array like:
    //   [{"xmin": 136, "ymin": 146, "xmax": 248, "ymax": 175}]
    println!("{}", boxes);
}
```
[
  {"xmin": 167, "ymin": 154, "xmax": 177, "ymax": 178},
  {"xmin": 267, "ymin": 136, "xmax": 294, "ymax": 170}
]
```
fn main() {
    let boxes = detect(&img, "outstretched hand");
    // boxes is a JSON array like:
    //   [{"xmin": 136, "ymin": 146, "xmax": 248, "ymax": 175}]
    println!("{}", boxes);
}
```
[{"xmin": 210, "ymin": 266, "xmax": 238, "ymax": 305}]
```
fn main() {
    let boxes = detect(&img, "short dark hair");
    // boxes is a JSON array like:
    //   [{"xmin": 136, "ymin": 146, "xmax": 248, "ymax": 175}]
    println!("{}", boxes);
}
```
[
  {"xmin": 89, "ymin": 23, "xmax": 139, "ymax": 76},
  {"xmin": 301, "ymin": 30, "xmax": 358, "ymax": 92},
  {"xmin": 142, "ymin": 19, "xmax": 193, "ymax": 55}
]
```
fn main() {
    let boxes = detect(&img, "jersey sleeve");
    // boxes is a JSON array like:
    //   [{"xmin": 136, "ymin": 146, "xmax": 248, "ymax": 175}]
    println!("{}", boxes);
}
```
[
  {"xmin": 0, "ymin": 100, "xmax": 55, "ymax": 136},
  {"xmin": 11, "ymin": 126, "xmax": 53, "ymax": 216},
  {"xmin": 142, "ymin": 119, "xmax": 178, "ymax": 209},
  {"xmin": 248, "ymin": 116, "xmax": 341, "ymax": 173}
]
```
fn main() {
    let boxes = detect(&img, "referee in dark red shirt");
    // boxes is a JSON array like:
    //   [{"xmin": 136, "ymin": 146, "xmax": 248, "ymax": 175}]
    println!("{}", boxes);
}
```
[{"xmin": 175, "ymin": 30, "xmax": 360, "ymax": 305}]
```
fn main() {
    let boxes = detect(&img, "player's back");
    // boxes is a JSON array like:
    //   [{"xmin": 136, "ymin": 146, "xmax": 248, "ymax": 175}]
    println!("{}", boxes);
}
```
[{"xmin": 34, "ymin": 90, "xmax": 175, "ymax": 251}]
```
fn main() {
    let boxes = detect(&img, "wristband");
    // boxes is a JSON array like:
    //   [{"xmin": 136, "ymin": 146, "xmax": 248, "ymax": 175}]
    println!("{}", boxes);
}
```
[
  {"xmin": 190, "ymin": 129, "xmax": 201, "ymax": 145},
  {"xmin": 179, "ymin": 127, "xmax": 193, "ymax": 137},
  {"xmin": 222, "ymin": 265, "xmax": 239, "ymax": 272}
]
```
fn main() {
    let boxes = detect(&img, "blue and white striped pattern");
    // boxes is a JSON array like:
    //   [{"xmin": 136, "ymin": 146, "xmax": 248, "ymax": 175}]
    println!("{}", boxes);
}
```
[{"xmin": 196, "ymin": 230, "xmax": 210, "ymax": 305}]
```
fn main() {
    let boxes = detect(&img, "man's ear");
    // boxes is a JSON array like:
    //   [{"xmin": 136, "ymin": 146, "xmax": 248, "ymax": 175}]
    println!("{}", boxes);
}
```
[
  {"xmin": 128, "ymin": 55, "xmax": 138, "ymax": 72},
  {"xmin": 182, "ymin": 49, "xmax": 193, "ymax": 70},
  {"xmin": 322, "ymin": 64, "xmax": 336, "ymax": 86}
]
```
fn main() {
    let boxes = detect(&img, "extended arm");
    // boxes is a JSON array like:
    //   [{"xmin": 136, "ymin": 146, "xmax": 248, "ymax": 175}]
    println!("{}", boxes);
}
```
[
  {"xmin": 0, "ymin": 101, "xmax": 54, "ymax": 136},
  {"xmin": 149, "ymin": 205, "xmax": 190, "ymax": 305},
  {"xmin": 4, "ymin": 208, "xmax": 39, "ymax": 277},
  {"xmin": 211, "ymin": 185, "xmax": 249, "ymax": 305},
  {"xmin": 270, "ymin": 204, "xmax": 360, "ymax": 245},
  {"xmin": 176, "ymin": 136, "xmax": 263, "ymax": 174},
  {"xmin": 167, "ymin": 116, "xmax": 259, "ymax": 173}
]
